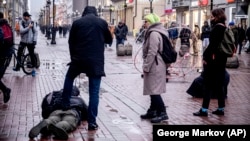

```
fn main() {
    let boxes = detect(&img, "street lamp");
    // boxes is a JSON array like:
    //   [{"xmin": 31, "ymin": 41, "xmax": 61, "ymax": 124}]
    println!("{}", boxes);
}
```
[
  {"xmin": 51, "ymin": 0, "xmax": 56, "ymax": 45},
  {"xmin": 124, "ymin": 0, "xmax": 127, "ymax": 23},
  {"xmin": 149, "ymin": 0, "xmax": 153, "ymax": 13},
  {"xmin": 46, "ymin": 0, "xmax": 51, "ymax": 40}
]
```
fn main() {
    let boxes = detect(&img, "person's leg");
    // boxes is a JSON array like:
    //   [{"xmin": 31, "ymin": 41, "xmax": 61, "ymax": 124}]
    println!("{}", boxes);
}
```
[
  {"xmin": 150, "ymin": 95, "xmax": 168, "ymax": 123},
  {"xmin": 212, "ymin": 84, "xmax": 225, "ymax": 115},
  {"xmin": 27, "ymin": 44, "xmax": 37, "ymax": 76},
  {"xmin": 56, "ymin": 113, "xmax": 78, "ymax": 132},
  {"xmin": 238, "ymin": 42, "xmax": 242, "ymax": 54},
  {"xmin": 140, "ymin": 95, "xmax": 157, "ymax": 119},
  {"xmin": 193, "ymin": 82, "xmax": 211, "ymax": 116},
  {"xmin": 61, "ymin": 64, "xmax": 81, "ymax": 110},
  {"xmin": 88, "ymin": 76, "xmax": 101, "ymax": 130},
  {"xmin": 0, "ymin": 58, "xmax": 11, "ymax": 103}
]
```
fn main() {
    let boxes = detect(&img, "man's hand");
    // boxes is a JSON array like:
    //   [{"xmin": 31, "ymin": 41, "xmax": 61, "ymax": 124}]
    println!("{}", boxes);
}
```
[{"xmin": 29, "ymin": 22, "xmax": 33, "ymax": 28}]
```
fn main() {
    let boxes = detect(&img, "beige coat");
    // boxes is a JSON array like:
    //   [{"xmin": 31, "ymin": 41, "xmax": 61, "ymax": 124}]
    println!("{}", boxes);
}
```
[{"xmin": 142, "ymin": 23, "xmax": 167, "ymax": 95}]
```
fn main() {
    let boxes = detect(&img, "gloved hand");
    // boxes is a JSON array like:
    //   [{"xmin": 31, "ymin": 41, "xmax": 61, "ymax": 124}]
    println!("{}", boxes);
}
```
[{"xmin": 33, "ymin": 41, "xmax": 37, "ymax": 45}]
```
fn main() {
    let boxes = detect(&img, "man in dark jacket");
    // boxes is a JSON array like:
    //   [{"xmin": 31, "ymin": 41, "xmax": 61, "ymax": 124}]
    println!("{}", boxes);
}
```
[
  {"xmin": 114, "ymin": 20, "xmax": 128, "ymax": 47},
  {"xmin": 61, "ymin": 6, "xmax": 112, "ymax": 131},
  {"xmin": 0, "ymin": 12, "xmax": 12, "ymax": 103}
]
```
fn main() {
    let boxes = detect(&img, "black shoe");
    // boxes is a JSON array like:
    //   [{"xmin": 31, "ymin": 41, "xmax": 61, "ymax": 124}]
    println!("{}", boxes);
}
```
[
  {"xmin": 13, "ymin": 67, "xmax": 20, "ymax": 71},
  {"xmin": 29, "ymin": 120, "xmax": 48, "ymax": 139},
  {"xmin": 48, "ymin": 124, "xmax": 68, "ymax": 140},
  {"xmin": 3, "ymin": 88, "xmax": 11, "ymax": 103},
  {"xmin": 151, "ymin": 112, "xmax": 168, "ymax": 123},
  {"xmin": 88, "ymin": 123, "xmax": 99, "ymax": 131},
  {"xmin": 212, "ymin": 109, "xmax": 224, "ymax": 115},
  {"xmin": 140, "ymin": 109, "xmax": 157, "ymax": 119},
  {"xmin": 193, "ymin": 109, "xmax": 208, "ymax": 116}
]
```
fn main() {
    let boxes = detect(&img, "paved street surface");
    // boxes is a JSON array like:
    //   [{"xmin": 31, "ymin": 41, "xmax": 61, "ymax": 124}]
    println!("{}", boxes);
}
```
[{"xmin": 0, "ymin": 28, "xmax": 250, "ymax": 141}]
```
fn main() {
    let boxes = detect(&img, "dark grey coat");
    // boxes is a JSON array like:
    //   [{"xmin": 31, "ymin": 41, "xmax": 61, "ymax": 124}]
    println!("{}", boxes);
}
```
[{"xmin": 142, "ymin": 23, "xmax": 168, "ymax": 95}]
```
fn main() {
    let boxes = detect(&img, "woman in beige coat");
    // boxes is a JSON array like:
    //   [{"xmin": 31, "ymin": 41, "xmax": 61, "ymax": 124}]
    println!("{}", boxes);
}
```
[{"xmin": 140, "ymin": 13, "xmax": 168, "ymax": 123}]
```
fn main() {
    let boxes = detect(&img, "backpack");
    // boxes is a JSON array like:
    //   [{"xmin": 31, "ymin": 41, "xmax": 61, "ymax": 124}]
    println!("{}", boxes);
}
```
[
  {"xmin": 0, "ymin": 23, "xmax": 13, "ymax": 47},
  {"xmin": 217, "ymin": 23, "xmax": 236, "ymax": 57},
  {"xmin": 158, "ymin": 32, "xmax": 177, "ymax": 64},
  {"xmin": 41, "ymin": 86, "xmax": 80, "ymax": 118}
]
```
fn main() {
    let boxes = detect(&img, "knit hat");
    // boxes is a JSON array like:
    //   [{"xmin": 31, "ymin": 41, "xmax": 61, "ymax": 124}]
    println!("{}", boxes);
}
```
[
  {"xmin": 144, "ymin": 13, "xmax": 160, "ymax": 24},
  {"xmin": 229, "ymin": 21, "xmax": 235, "ymax": 26}
]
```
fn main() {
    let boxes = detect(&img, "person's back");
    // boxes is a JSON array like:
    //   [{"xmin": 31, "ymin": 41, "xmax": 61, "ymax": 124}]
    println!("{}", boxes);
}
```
[{"xmin": 68, "ymin": 9, "xmax": 112, "ymax": 64}]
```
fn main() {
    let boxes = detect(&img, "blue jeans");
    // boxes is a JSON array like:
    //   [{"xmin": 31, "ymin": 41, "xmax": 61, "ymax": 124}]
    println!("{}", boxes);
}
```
[
  {"xmin": 61, "ymin": 64, "xmax": 101, "ymax": 125},
  {"xmin": 116, "ymin": 38, "xmax": 125, "ymax": 48}
]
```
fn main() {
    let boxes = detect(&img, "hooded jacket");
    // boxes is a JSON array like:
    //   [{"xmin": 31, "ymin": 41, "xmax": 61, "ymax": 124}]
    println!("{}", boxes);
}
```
[{"xmin": 68, "ymin": 6, "xmax": 112, "ymax": 77}]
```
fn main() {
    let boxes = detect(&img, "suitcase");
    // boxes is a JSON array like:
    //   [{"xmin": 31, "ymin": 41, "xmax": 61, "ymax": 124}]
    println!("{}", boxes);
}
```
[
  {"xmin": 124, "ymin": 42, "xmax": 132, "ymax": 56},
  {"xmin": 226, "ymin": 55, "xmax": 239, "ymax": 68},
  {"xmin": 116, "ymin": 44, "xmax": 126, "ymax": 56}
]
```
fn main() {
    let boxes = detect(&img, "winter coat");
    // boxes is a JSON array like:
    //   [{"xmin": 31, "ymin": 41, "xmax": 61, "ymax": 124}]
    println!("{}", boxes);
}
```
[
  {"xmin": 201, "ymin": 25, "xmax": 211, "ymax": 40},
  {"xmin": 142, "ymin": 23, "xmax": 167, "ymax": 95},
  {"xmin": 203, "ymin": 22, "xmax": 227, "ymax": 86},
  {"xmin": 114, "ymin": 24, "xmax": 128, "ymax": 40},
  {"xmin": 19, "ymin": 19, "xmax": 38, "ymax": 44},
  {"xmin": 68, "ymin": 8, "xmax": 112, "ymax": 77}
]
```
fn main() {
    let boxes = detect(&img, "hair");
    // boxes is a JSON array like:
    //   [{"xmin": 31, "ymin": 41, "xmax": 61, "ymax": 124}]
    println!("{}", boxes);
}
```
[
  {"xmin": 0, "ymin": 12, "xmax": 3, "ymax": 19},
  {"xmin": 211, "ymin": 8, "xmax": 227, "ymax": 24}
]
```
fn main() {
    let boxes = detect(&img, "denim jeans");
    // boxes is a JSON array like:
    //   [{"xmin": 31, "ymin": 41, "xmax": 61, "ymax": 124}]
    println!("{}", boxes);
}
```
[
  {"xmin": 61, "ymin": 64, "xmax": 101, "ymax": 125},
  {"xmin": 116, "ymin": 38, "xmax": 125, "ymax": 48}
]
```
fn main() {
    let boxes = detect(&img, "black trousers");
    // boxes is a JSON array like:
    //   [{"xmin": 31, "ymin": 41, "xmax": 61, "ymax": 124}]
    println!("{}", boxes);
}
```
[
  {"xmin": 149, "ymin": 95, "xmax": 166, "ymax": 113},
  {"xmin": 16, "ymin": 42, "xmax": 36, "ymax": 68},
  {"xmin": 0, "ymin": 54, "xmax": 11, "ymax": 92}
]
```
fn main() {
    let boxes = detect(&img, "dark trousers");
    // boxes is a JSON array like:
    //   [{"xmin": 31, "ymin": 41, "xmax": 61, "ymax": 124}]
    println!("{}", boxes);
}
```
[
  {"xmin": 202, "ymin": 65, "xmax": 226, "ymax": 109},
  {"xmin": 0, "ymin": 54, "xmax": 11, "ymax": 92},
  {"xmin": 149, "ymin": 95, "xmax": 166, "ymax": 113},
  {"xmin": 62, "ymin": 63, "xmax": 101, "ymax": 125},
  {"xmin": 16, "ymin": 42, "xmax": 36, "ymax": 68}
]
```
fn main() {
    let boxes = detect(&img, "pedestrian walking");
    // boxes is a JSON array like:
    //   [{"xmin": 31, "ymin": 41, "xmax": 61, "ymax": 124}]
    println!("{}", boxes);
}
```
[
  {"xmin": 201, "ymin": 21, "xmax": 211, "ymax": 52},
  {"xmin": 114, "ymin": 20, "xmax": 128, "ymax": 47},
  {"xmin": 228, "ymin": 22, "xmax": 238, "ymax": 51},
  {"xmin": 13, "ymin": 12, "xmax": 38, "ymax": 77},
  {"xmin": 140, "ymin": 13, "xmax": 168, "ymax": 123},
  {"xmin": 58, "ymin": 25, "xmax": 63, "ymax": 38},
  {"xmin": 0, "ymin": 12, "xmax": 13, "ymax": 103},
  {"xmin": 193, "ymin": 8, "xmax": 228, "ymax": 117},
  {"xmin": 237, "ymin": 23, "xmax": 246, "ymax": 54},
  {"xmin": 60, "ymin": 6, "xmax": 112, "ymax": 131}
]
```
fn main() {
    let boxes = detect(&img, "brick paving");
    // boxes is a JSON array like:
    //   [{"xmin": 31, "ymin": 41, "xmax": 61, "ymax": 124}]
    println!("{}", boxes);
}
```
[{"xmin": 0, "ymin": 29, "xmax": 250, "ymax": 141}]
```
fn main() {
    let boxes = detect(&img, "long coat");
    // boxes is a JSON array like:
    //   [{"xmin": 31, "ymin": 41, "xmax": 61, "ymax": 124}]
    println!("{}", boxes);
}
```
[
  {"xmin": 142, "ymin": 23, "xmax": 167, "ymax": 95},
  {"xmin": 68, "ymin": 11, "xmax": 112, "ymax": 77}
]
